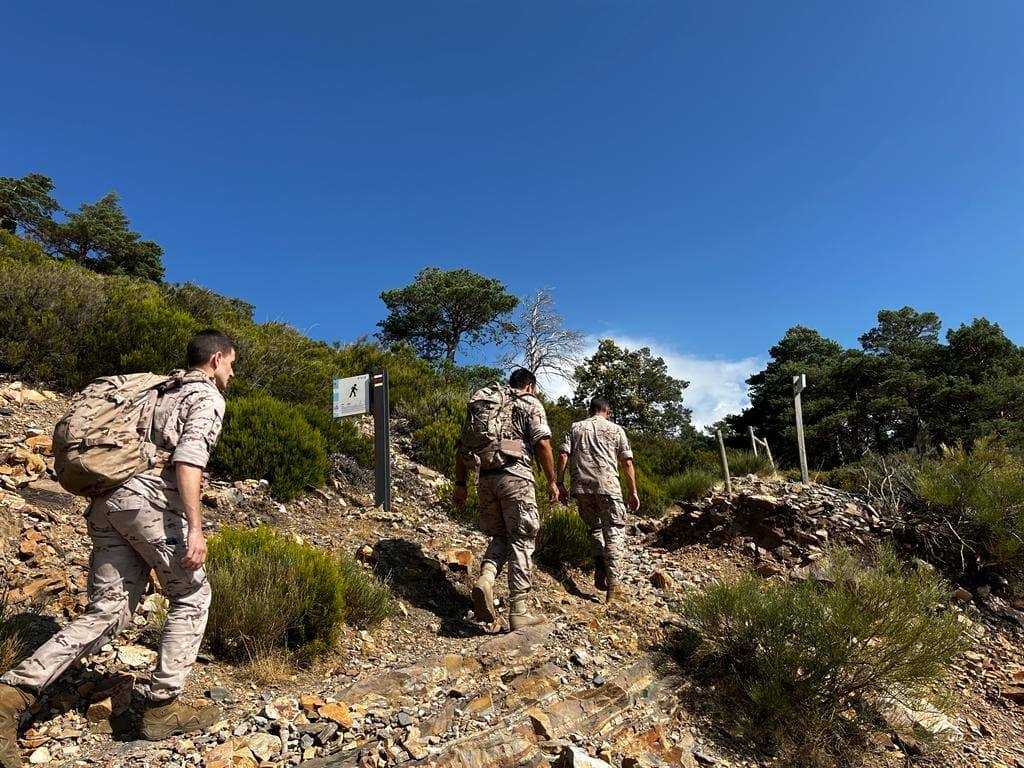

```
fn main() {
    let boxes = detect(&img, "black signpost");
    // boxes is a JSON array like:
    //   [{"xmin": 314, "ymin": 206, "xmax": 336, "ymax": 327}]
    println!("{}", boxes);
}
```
[
  {"xmin": 333, "ymin": 370, "xmax": 391, "ymax": 511},
  {"xmin": 371, "ymin": 370, "xmax": 391, "ymax": 511}
]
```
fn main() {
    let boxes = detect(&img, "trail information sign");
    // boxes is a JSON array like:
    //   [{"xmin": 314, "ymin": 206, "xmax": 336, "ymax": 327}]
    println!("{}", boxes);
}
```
[
  {"xmin": 333, "ymin": 375, "xmax": 370, "ymax": 418},
  {"xmin": 333, "ymin": 372, "xmax": 391, "ymax": 511}
]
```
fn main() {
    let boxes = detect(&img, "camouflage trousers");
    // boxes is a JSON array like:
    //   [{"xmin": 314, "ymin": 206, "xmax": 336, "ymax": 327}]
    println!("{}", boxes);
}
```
[
  {"xmin": 575, "ymin": 494, "xmax": 627, "ymax": 586},
  {"xmin": 477, "ymin": 472, "xmax": 540, "ymax": 594},
  {"xmin": 1, "ymin": 486, "xmax": 211, "ymax": 702}
]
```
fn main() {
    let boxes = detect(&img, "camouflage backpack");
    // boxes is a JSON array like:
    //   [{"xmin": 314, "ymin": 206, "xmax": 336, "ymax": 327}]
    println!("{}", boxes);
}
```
[
  {"xmin": 53, "ymin": 371, "xmax": 204, "ymax": 497},
  {"xmin": 460, "ymin": 385, "xmax": 535, "ymax": 472}
]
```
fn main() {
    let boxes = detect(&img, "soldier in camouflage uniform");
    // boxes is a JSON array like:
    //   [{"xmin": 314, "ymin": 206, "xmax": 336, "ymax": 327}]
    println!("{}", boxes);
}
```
[
  {"xmin": 454, "ymin": 369, "xmax": 562, "ymax": 631},
  {"xmin": 0, "ymin": 330, "xmax": 236, "ymax": 766},
  {"xmin": 557, "ymin": 396, "xmax": 640, "ymax": 603}
]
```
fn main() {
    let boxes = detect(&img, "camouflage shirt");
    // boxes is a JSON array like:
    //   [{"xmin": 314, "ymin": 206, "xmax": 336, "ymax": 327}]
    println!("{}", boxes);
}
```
[
  {"xmin": 560, "ymin": 416, "xmax": 632, "ymax": 498},
  {"xmin": 124, "ymin": 370, "xmax": 226, "ymax": 514},
  {"xmin": 501, "ymin": 391, "xmax": 552, "ymax": 483}
]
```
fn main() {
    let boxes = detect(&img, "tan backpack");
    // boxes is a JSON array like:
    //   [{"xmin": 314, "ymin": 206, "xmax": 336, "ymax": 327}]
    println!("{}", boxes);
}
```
[
  {"xmin": 460, "ymin": 385, "xmax": 535, "ymax": 472},
  {"xmin": 53, "ymin": 371, "xmax": 204, "ymax": 497}
]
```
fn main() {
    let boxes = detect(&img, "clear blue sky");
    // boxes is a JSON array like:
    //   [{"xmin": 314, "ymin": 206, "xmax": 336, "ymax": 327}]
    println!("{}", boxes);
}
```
[{"xmin": 3, "ymin": 3, "xmax": 1023, "ymax": 421}]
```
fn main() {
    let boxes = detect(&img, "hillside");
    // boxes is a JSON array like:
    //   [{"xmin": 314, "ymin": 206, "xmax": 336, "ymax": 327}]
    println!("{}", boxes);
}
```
[{"xmin": 2, "ymin": 378, "xmax": 1024, "ymax": 768}]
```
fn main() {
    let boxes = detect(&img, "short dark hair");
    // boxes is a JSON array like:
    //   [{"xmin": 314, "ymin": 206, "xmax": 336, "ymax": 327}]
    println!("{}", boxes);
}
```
[
  {"xmin": 589, "ymin": 396, "xmax": 611, "ymax": 415},
  {"xmin": 187, "ymin": 329, "xmax": 236, "ymax": 367},
  {"xmin": 509, "ymin": 368, "xmax": 537, "ymax": 389}
]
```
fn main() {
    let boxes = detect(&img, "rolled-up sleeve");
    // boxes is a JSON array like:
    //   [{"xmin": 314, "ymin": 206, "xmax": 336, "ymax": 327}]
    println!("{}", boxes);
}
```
[
  {"xmin": 171, "ymin": 392, "xmax": 225, "ymax": 468},
  {"xmin": 525, "ymin": 400, "xmax": 552, "ymax": 446},
  {"xmin": 617, "ymin": 426, "xmax": 633, "ymax": 461}
]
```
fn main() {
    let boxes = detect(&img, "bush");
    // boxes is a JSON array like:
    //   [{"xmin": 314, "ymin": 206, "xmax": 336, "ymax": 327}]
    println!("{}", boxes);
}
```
[
  {"xmin": 625, "ymin": 463, "xmax": 671, "ymax": 518},
  {"xmin": 336, "ymin": 557, "xmax": 397, "ymax": 628},
  {"xmin": 663, "ymin": 468, "xmax": 717, "ymax": 502},
  {"xmin": 726, "ymin": 449, "xmax": 774, "ymax": 477},
  {"xmin": 671, "ymin": 547, "xmax": 968, "ymax": 765},
  {"xmin": 917, "ymin": 438, "xmax": 1024, "ymax": 566},
  {"xmin": 82, "ymin": 279, "xmax": 200, "ymax": 376},
  {"xmin": 206, "ymin": 526, "xmax": 347, "ymax": 661},
  {"xmin": 211, "ymin": 393, "xmax": 331, "ymax": 500},
  {"xmin": 0, "ymin": 592, "xmax": 29, "ymax": 672},
  {"xmin": 295, "ymin": 402, "xmax": 374, "ymax": 468},
  {"xmin": 0, "ymin": 252, "xmax": 107, "ymax": 386},
  {"xmin": 536, "ymin": 505, "xmax": 593, "ymax": 569}
]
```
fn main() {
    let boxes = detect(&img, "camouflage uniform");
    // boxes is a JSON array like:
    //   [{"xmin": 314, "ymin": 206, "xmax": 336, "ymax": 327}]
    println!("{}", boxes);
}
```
[
  {"xmin": 560, "ymin": 416, "xmax": 633, "ymax": 586},
  {"xmin": 1, "ymin": 372, "xmax": 224, "ymax": 702},
  {"xmin": 477, "ymin": 392, "xmax": 551, "ymax": 595}
]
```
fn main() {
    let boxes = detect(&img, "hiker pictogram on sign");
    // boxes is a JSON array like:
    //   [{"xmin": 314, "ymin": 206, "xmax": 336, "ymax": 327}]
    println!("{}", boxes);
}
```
[{"xmin": 333, "ymin": 375, "xmax": 371, "ymax": 418}]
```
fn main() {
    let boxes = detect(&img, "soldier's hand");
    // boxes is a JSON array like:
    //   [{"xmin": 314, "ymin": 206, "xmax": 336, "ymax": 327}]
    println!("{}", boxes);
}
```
[
  {"xmin": 182, "ymin": 529, "xmax": 207, "ymax": 570},
  {"xmin": 453, "ymin": 484, "xmax": 468, "ymax": 507},
  {"xmin": 628, "ymin": 491, "xmax": 641, "ymax": 513},
  {"xmin": 557, "ymin": 483, "xmax": 569, "ymax": 506},
  {"xmin": 547, "ymin": 481, "xmax": 561, "ymax": 505}
]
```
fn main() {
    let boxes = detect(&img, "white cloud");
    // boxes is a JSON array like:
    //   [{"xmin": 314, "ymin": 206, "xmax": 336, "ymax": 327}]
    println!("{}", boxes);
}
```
[{"xmin": 539, "ymin": 335, "xmax": 762, "ymax": 431}]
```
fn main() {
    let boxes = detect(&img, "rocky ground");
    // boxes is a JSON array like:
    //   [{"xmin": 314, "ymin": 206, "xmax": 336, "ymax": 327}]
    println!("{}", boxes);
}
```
[{"xmin": 2, "ymin": 377, "xmax": 1024, "ymax": 768}]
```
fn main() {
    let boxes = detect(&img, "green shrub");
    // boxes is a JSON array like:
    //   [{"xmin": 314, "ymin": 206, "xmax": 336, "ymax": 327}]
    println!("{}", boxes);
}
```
[
  {"xmin": 438, "ymin": 479, "xmax": 480, "ymax": 527},
  {"xmin": 336, "ymin": 557, "xmax": 397, "ymax": 628},
  {"xmin": 625, "ymin": 463, "xmax": 671, "ymax": 517},
  {"xmin": 917, "ymin": 437, "xmax": 1024, "ymax": 566},
  {"xmin": 0, "ymin": 591, "xmax": 29, "ymax": 672},
  {"xmin": 663, "ymin": 468, "xmax": 717, "ymax": 502},
  {"xmin": 0, "ymin": 252, "xmax": 107, "ymax": 386},
  {"xmin": 83, "ymin": 279, "xmax": 200, "ymax": 376},
  {"xmin": 295, "ymin": 402, "xmax": 374, "ymax": 468},
  {"xmin": 671, "ymin": 547, "xmax": 968, "ymax": 765},
  {"xmin": 211, "ymin": 394, "xmax": 331, "ymax": 500},
  {"xmin": 206, "ymin": 526, "xmax": 348, "ymax": 661},
  {"xmin": 726, "ymin": 449, "xmax": 774, "ymax": 477},
  {"xmin": 536, "ymin": 505, "xmax": 593, "ymax": 569},
  {"xmin": 412, "ymin": 417, "xmax": 463, "ymax": 476}
]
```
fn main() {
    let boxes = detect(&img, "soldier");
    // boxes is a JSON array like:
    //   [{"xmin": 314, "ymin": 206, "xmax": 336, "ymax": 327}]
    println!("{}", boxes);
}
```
[
  {"xmin": 0, "ymin": 330, "xmax": 236, "ymax": 767},
  {"xmin": 557, "ymin": 396, "xmax": 640, "ymax": 602},
  {"xmin": 453, "ymin": 369, "xmax": 561, "ymax": 631}
]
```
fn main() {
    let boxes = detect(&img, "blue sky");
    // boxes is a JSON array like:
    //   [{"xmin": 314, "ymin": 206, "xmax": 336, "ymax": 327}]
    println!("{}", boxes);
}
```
[{"xmin": 4, "ymin": 2, "xmax": 1023, "ymax": 425}]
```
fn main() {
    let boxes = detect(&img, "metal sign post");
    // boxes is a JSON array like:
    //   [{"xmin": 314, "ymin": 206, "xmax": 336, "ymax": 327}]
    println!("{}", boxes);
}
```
[
  {"xmin": 371, "ymin": 371, "xmax": 391, "ymax": 511},
  {"xmin": 792, "ymin": 373, "xmax": 809, "ymax": 485},
  {"xmin": 333, "ymin": 371, "xmax": 391, "ymax": 511}
]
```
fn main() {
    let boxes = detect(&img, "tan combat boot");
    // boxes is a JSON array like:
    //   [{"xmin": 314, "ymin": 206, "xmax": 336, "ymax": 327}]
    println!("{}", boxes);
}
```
[
  {"xmin": 0, "ymin": 683, "xmax": 36, "ymax": 768},
  {"xmin": 471, "ymin": 561, "xmax": 499, "ymax": 624},
  {"xmin": 508, "ymin": 591, "xmax": 545, "ymax": 631},
  {"xmin": 140, "ymin": 698, "xmax": 222, "ymax": 741},
  {"xmin": 606, "ymin": 583, "xmax": 624, "ymax": 604}
]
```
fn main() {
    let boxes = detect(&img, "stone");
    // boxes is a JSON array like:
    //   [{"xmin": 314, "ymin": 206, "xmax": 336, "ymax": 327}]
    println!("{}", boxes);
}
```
[
  {"xmin": 466, "ymin": 691, "xmax": 494, "ymax": 718},
  {"xmin": 86, "ymin": 697, "xmax": 113, "ymax": 722},
  {"xmin": 1002, "ymin": 683, "xmax": 1024, "ymax": 705},
  {"xmin": 207, "ymin": 686, "xmax": 232, "ymax": 702},
  {"xmin": 650, "ymin": 570, "xmax": 675, "ymax": 590},
  {"xmin": 247, "ymin": 732, "xmax": 283, "ymax": 761},
  {"xmin": 116, "ymin": 644, "xmax": 157, "ymax": 668},
  {"xmin": 300, "ymin": 693, "xmax": 326, "ymax": 713},
  {"xmin": 952, "ymin": 587, "xmax": 973, "ymax": 603},
  {"xmin": 396, "ymin": 711, "xmax": 414, "ymax": 727},
  {"xmin": 571, "ymin": 648, "xmax": 592, "ymax": 667},
  {"xmin": 25, "ymin": 435, "xmax": 52, "ymax": 455},
  {"xmin": 527, "ymin": 708, "xmax": 556, "ymax": 739},
  {"xmin": 28, "ymin": 747, "xmax": 51, "ymax": 764},
  {"xmin": 402, "ymin": 725, "xmax": 429, "ymax": 760},
  {"xmin": 555, "ymin": 745, "xmax": 614, "ymax": 768},
  {"xmin": 356, "ymin": 544, "xmax": 376, "ymax": 564},
  {"xmin": 318, "ymin": 702, "xmax": 354, "ymax": 729},
  {"xmin": 444, "ymin": 548, "xmax": 473, "ymax": 572}
]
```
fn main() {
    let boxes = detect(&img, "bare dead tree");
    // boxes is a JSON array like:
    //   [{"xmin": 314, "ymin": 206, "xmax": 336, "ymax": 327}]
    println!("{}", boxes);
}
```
[{"xmin": 499, "ymin": 288, "xmax": 584, "ymax": 389}]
